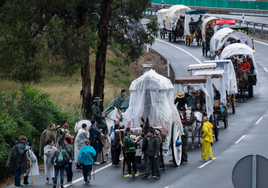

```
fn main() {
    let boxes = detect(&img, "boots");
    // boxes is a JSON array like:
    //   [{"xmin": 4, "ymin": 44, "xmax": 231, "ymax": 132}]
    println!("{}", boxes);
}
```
[{"xmin": 23, "ymin": 176, "xmax": 30, "ymax": 185}]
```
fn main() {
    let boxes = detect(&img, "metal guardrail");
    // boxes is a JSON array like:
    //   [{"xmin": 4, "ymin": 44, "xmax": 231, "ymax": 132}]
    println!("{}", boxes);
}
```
[
  {"xmin": 151, "ymin": 3, "xmax": 268, "ymax": 14},
  {"xmin": 203, "ymin": 15, "xmax": 268, "ymax": 33}
]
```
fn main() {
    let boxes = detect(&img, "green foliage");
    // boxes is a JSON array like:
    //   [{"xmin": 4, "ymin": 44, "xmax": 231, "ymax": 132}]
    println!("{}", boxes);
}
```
[{"xmin": 0, "ymin": 85, "xmax": 84, "ymax": 183}]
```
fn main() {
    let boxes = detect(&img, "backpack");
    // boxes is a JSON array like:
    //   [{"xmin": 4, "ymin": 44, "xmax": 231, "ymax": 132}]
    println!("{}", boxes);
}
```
[
  {"xmin": 57, "ymin": 151, "xmax": 63, "ymax": 163},
  {"xmin": 127, "ymin": 135, "xmax": 135, "ymax": 151}
]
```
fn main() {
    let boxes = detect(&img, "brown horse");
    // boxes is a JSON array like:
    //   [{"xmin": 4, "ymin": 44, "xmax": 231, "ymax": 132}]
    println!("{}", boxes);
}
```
[
  {"xmin": 195, "ymin": 27, "xmax": 202, "ymax": 46},
  {"xmin": 236, "ymin": 69, "xmax": 248, "ymax": 101}
]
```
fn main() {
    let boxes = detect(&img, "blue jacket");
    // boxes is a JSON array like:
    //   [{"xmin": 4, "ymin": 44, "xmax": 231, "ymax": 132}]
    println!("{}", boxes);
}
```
[{"xmin": 78, "ymin": 145, "xmax": 96, "ymax": 165}]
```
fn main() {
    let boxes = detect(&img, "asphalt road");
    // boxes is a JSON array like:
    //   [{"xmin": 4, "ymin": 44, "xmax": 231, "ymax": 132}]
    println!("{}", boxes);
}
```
[{"xmin": 6, "ymin": 30, "xmax": 268, "ymax": 188}]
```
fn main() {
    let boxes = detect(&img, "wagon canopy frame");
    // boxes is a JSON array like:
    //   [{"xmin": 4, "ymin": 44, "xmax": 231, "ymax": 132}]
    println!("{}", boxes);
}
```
[
  {"xmin": 174, "ymin": 75, "xmax": 214, "ymax": 118},
  {"xmin": 201, "ymin": 16, "xmax": 218, "ymax": 42}
]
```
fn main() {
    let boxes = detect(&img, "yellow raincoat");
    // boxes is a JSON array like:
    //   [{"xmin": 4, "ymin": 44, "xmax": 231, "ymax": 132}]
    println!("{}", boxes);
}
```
[{"xmin": 202, "ymin": 121, "xmax": 213, "ymax": 160}]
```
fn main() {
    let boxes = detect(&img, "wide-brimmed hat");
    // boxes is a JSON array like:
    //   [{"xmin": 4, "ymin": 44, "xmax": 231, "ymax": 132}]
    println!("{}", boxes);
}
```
[
  {"xmin": 19, "ymin": 135, "xmax": 26, "ymax": 140},
  {"xmin": 176, "ymin": 92, "xmax": 185, "ymax": 98},
  {"xmin": 93, "ymin": 97, "xmax": 102, "ymax": 102},
  {"xmin": 130, "ymin": 135, "xmax": 137, "ymax": 143},
  {"xmin": 191, "ymin": 90, "xmax": 197, "ymax": 94}
]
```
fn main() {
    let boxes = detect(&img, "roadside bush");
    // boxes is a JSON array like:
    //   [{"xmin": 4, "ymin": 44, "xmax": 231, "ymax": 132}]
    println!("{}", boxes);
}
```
[{"xmin": 0, "ymin": 85, "xmax": 84, "ymax": 183}]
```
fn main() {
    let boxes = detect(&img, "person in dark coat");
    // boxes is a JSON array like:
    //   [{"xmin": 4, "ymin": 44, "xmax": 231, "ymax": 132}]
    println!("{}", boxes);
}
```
[
  {"xmin": 56, "ymin": 120, "xmax": 69, "ymax": 147},
  {"xmin": 39, "ymin": 123, "xmax": 56, "ymax": 157},
  {"xmin": 189, "ymin": 18, "xmax": 196, "ymax": 34},
  {"xmin": 64, "ymin": 137, "xmax": 73, "ymax": 184},
  {"xmin": 174, "ymin": 92, "xmax": 187, "ymax": 111},
  {"xmin": 111, "ymin": 121, "xmax": 122, "ymax": 165},
  {"xmin": 89, "ymin": 119, "xmax": 104, "ymax": 164},
  {"xmin": 140, "ymin": 127, "xmax": 161, "ymax": 180},
  {"xmin": 6, "ymin": 135, "xmax": 30, "ymax": 188},
  {"xmin": 92, "ymin": 97, "xmax": 107, "ymax": 134}
]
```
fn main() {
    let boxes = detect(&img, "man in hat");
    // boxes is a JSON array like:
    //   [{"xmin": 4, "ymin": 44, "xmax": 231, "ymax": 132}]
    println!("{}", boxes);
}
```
[
  {"xmin": 6, "ymin": 135, "xmax": 30, "ymax": 188},
  {"xmin": 206, "ymin": 23, "xmax": 214, "ymax": 46},
  {"xmin": 211, "ymin": 50, "xmax": 220, "ymax": 60},
  {"xmin": 187, "ymin": 90, "xmax": 200, "ymax": 110},
  {"xmin": 189, "ymin": 17, "xmax": 196, "ymax": 34},
  {"xmin": 174, "ymin": 92, "xmax": 187, "ymax": 111},
  {"xmin": 39, "ymin": 123, "xmax": 56, "ymax": 157},
  {"xmin": 92, "ymin": 97, "xmax": 107, "ymax": 134},
  {"xmin": 239, "ymin": 56, "xmax": 251, "ymax": 72},
  {"xmin": 140, "ymin": 127, "xmax": 160, "ymax": 180},
  {"xmin": 122, "ymin": 127, "xmax": 138, "ymax": 177}
]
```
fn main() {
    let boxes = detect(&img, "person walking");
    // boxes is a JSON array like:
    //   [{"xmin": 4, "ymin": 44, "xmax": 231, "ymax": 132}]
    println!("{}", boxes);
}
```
[
  {"xmin": 111, "ymin": 122, "xmax": 121, "ymax": 166},
  {"xmin": 56, "ymin": 120, "xmax": 69, "ymax": 147},
  {"xmin": 39, "ymin": 123, "xmax": 56, "ymax": 157},
  {"xmin": 51, "ymin": 145, "xmax": 70, "ymax": 188},
  {"xmin": 140, "ymin": 127, "xmax": 161, "ymax": 180},
  {"xmin": 89, "ymin": 119, "xmax": 104, "ymax": 165},
  {"xmin": 181, "ymin": 120, "xmax": 189, "ymax": 163},
  {"xmin": 92, "ymin": 97, "xmax": 107, "ymax": 134},
  {"xmin": 44, "ymin": 139, "xmax": 57, "ymax": 184},
  {"xmin": 74, "ymin": 123, "xmax": 89, "ymax": 169},
  {"xmin": 6, "ymin": 135, "xmax": 30, "ymax": 188},
  {"xmin": 78, "ymin": 139, "xmax": 96, "ymax": 184},
  {"xmin": 122, "ymin": 127, "xmax": 138, "ymax": 177},
  {"xmin": 64, "ymin": 137, "xmax": 73, "ymax": 185},
  {"xmin": 201, "ymin": 116, "xmax": 213, "ymax": 162}
]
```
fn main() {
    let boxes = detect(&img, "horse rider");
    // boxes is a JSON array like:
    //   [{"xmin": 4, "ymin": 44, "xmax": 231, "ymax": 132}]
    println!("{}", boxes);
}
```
[
  {"xmin": 187, "ymin": 90, "xmax": 200, "ymax": 110},
  {"xmin": 103, "ymin": 89, "xmax": 127, "ymax": 116},
  {"xmin": 206, "ymin": 23, "xmax": 214, "ymax": 46},
  {"xmin": 211, "ymin": 50, "xmax": 220, "ymax": 60},
  {"xmin": 189, "ymin": 18, "xmax": 196, "ymax": 34},
  {"xmin": 239, "ymin": 56, "xmax": 251, "ymax": 72},
  {"xmin": 195, "ymin": 16, "xmax": 203, "ymax": 29},
  {"xmin": 174, "ymin": 92, "xmax": 187, "ymax": 111},
  {"xmin": 92, "ymin": 97, "xmax": 108, "ymax": 134}
]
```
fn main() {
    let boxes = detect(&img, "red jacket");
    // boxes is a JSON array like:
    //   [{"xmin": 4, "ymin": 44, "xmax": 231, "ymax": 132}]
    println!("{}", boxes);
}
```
[{"xmin": 239, "ymin": 61, "xmax": 251, "ymax": 71}]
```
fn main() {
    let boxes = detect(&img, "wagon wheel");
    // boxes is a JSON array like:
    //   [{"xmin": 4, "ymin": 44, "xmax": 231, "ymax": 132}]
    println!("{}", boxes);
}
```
[
  {"xmin": 213, "ymin": 113, "xmax": 219, "ymax": 141},
  {"xmin": 232, "ymin": 98, "xmax": 235, "ymax": 114},
  {"xmin": 168, "ymin": 33, "xmax": 171, "ymax": 41},
  {"xmin": 202, "ymin": 42, "xmax": 205, "ymax": 56},
  {"xmin": 171, "ymin": 121, "xmax": 182, "ymax": 167},
  {"xmin": 160, "ymin": 31, "xmax": 163, "ymax": 39},
  {"xmin": 223, "ymin": 106, "xmax": 228, "ymax": 129}
]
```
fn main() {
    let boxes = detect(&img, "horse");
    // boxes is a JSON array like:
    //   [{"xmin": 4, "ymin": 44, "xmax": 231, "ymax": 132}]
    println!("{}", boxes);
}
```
[
  {"xmin": 236, "ymin": 69, "xmax": 248, "ymax": 101},
  {"xmin": 183, "ymin": 106, "xmax": 203, "ymax": 149},
  {"xmin": 195, "ymin": 27, "xmax": 202, "ymax": 46}
]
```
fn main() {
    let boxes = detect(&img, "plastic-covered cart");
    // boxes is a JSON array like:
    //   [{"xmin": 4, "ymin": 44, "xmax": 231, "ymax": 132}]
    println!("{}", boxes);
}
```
[{"xmin": 123, "ymin": 70, "xmax": 184, "ymax": 166}]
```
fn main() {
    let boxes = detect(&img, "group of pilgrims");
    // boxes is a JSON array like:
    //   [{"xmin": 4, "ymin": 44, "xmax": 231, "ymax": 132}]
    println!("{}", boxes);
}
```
[{"xmin": 5, "ymin": 89, "xmax": 134, "ymax": 188}]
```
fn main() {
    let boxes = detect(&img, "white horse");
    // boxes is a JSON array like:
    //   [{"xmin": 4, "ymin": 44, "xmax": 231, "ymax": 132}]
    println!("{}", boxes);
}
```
[
  {"xmin": 184, "ymin": 106, "xmax": 203, "ymax": 149},
  {"xmin": 74, "ymin": 107, "xmax": 124, "ymax": 155}
]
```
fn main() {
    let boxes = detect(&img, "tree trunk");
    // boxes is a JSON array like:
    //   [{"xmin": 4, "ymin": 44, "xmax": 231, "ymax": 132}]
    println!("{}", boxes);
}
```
[
  {"xmin": 81, "ymin": 59, "xmax": 92, "ymax": 119},
  {"xmin": 80, "ymin": 7, "xmax": 92, "ymax": 118},
  {"xmin": 93, "ymin": 0, "xmax": 113, "ymax": 111}
]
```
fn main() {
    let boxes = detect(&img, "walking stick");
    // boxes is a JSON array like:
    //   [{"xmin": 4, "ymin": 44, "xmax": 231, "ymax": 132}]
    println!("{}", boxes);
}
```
[
  {"xmin": 119, "ymin": 130, "xmax": 123, "ymax": 177},
  {"xmin": 93, "ymin": 165, "xmax": 95, "ymax": 180},
  {"xmin": 29, "ymin": 157, "xmax": 34, "ymax": 187}
]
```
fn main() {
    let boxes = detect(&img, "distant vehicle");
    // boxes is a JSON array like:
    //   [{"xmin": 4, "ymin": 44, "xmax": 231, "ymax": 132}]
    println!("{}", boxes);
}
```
[{"xmin": 184, "ymin": 10, "xmax": 205, "ymax": 46}]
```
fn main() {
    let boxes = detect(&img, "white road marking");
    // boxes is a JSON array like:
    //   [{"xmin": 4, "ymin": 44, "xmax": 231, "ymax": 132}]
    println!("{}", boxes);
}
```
[
  {"xmin": 64, "ymin": 163, "xmax": 113, "ymax": 187},
  {"xmin": 264, "ymin": 67, "xmax": 268, "ymax": 72},
  {"xmin": 255, "ymin": 40, "xmax": 268, "ymax": 46},
  {"xmin": 198, "ymin": 157, "xmax": 216, "ymax": 168},
  {"xmin": 156, "ymin": 39, "xmax": 202, "ymax": 64},
  {"xmin": 255, "ymin": 117, "xmax": 263, "ymax": 124},
  {"xmin": 235, "ymin": 135, "xmax": 246, "ymax": 144}
]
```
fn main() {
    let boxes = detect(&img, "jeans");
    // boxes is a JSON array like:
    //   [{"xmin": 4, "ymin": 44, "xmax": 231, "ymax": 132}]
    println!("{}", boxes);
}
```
[
  {"xmin": 82, "ymin": 165, "xmax": 92, "ymax": 182},
  {"xmin": 125, "ymin": 153, "xmax": 137, "ymax": 174},
  {"xmin": 54, "ymin": 168, "xmax": 65, "ymax": 185},
  {"xmin": 15, "ymin": 167, "xmax": 22, "ymax": 186},
  {"xmin": 93, "ymin": 141, "xmax": 101, "ymax": 161},
  {"xmin": 65, "ymin": 162, "xmax": 73, "ymax": 182}
]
